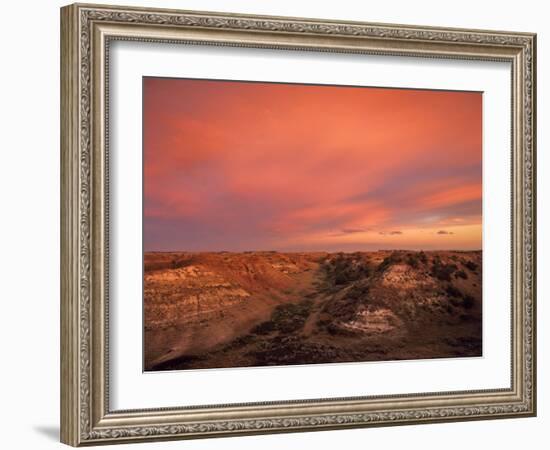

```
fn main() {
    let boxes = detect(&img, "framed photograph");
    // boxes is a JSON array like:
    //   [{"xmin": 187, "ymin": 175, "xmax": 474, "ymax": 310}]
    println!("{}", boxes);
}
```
[{"xmin": 60, "ymin": 3, "xmax": 537, "ymax": 446}]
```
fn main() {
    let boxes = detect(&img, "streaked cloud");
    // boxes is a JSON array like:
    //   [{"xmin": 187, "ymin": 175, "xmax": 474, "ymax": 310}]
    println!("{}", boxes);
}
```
[{"xmin": 144, "ymin": 78, "xmax": 482, "ymax": 252}]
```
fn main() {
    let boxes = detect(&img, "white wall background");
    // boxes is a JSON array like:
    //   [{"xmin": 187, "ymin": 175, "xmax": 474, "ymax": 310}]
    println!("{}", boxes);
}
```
[{"xmin": 0, "ymin": 0, "xmax": 546, "ymax": 449}]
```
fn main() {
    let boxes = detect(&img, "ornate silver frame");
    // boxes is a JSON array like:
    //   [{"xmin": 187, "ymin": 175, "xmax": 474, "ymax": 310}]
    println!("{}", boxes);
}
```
[{"xmin": 60, "ymin": 3, "xmax": 536, "ymax": 446}]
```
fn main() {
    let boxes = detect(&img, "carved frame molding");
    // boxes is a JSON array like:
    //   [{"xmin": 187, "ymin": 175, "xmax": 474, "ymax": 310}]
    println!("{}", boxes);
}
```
[{"xmin": 61, "ymin": 3, "xmax": 536, "ymax": 446}]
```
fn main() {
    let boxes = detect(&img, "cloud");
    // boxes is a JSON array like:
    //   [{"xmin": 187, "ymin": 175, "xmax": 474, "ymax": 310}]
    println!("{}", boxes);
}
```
[
  {"xmin": 143, "ymin": 77, "xmax": 481, "ymax": 251},
  {"xmin": 436, "ymin": 230, "xmax": 454, "ymax": 235},
  {"xmin": 327, "ymin": 227, "xmax": 372, "ymax": 237},
  {"xmin": 340, "ymin": 227, "xmax": 371, "ymax": 235}
]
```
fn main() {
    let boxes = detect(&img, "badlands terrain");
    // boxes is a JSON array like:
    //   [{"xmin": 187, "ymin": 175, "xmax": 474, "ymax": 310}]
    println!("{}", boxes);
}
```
[{"xmin": 144, "ymin": 250, "xmax": 482, "ymax": 371}]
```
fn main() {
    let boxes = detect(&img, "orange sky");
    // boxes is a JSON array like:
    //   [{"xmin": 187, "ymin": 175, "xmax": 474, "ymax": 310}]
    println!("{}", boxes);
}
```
[{"xmin": 144, "ymin": 77, "xmax": 482, "ymax": 252}]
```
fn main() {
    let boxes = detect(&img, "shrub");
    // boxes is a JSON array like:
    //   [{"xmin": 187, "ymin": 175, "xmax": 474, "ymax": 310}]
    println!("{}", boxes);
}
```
[
  {"xmin": 251, "ymin": 321, "xmax": 276, "ymax": 335},
  {"xmin": 445, "ymin": 284, "xmax": 462, "ymax": 298},
  {"xmin": 462, "ymin": 295, "xmax": 475, "ymax": 309},
  {"xmin": 222, "ymin": 334, "xmax": 255, "ymax": 351},
  {"xmin": 345, "ymin": 284, "xmax": 370, "ymax": 300},
  {"xmin": 250, "ymin": 300, "xmax": 313, "ymax": 335},
  {"xmin": 418, "ymin": 251, "xmax": 428, "ymax": 264},
  {"xmin": 334, "ymin": 273, "xmax": 349, "ymax": 286},
  {"xmin": 268, "ymin": 300, "xmax": 313, "ymax": 334},
  {"xmin": 450, "ymin": 297, "xmax": 463, "ymax": 307},
  {"xmin": 406, "ymin": 253, "xmax": 419, "ymax": 268},
  {"xmin": 324, "ymin": 255, "xmax": 371, "ymax": 285},
  {"xmin": 455, "ymin": 269, "xmax": 468, "ymax": 280},
  {"xmin": 431, "ymin": 257, "xmax": 458, "ymax": 281},
  {"xmin": 377, "ymin": 252, "xmax": 402, "ymax": 272},
  {"xmin": 464, "ymin": 260, "xmax": 478, "ymax": 272},
  {"xmin": 320, "ymin": 283, "xmax": 375, "ymax": 323}
]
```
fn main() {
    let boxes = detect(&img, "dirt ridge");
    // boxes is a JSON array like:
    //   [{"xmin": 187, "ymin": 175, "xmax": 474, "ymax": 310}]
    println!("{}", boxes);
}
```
[{"xmin": 144, "ymin": 250, "xmax": 482, "ymax": 371}]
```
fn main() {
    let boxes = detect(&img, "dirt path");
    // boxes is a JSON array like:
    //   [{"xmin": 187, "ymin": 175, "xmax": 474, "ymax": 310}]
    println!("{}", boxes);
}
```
[
  {"xmin": 296, "ymin": 266, "xmax": 331, "ymax": 337},
  {"xmin": 301, "ymin": 292, "xmax": 329, "ymax": 336}
]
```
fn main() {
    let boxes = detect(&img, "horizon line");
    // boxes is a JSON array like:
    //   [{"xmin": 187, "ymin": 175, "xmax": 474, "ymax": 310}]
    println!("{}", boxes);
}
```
[{"xmin": 144, "ymin": 249, "xmax": 483, "ymax": 254}]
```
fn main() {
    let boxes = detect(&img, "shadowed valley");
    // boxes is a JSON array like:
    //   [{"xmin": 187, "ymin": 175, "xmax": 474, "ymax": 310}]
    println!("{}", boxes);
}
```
[{"xmin": 144, "ymin": 250, "xmax": 482, "ymax": 371}]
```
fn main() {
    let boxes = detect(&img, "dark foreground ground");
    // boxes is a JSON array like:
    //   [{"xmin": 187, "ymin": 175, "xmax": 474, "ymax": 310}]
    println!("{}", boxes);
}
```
[{"xmin": 144, "ymin": 250, "xmax": 482, "ymax": 371}]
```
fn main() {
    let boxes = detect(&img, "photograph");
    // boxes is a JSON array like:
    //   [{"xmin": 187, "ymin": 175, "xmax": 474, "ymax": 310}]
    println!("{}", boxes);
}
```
[
  {"xmin": 143, "ymin": 77, "xmax": 483, "ymax": 371},
  {"xmin": 57, "ymin": 2, "xmax": 536, "ymax": 446}
]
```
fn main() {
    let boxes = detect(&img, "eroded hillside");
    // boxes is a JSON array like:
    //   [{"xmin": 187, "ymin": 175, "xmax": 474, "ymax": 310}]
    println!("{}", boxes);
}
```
[{"xmin": 144, "ymin": 250, "xmax": 482, "ymax": 370}]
